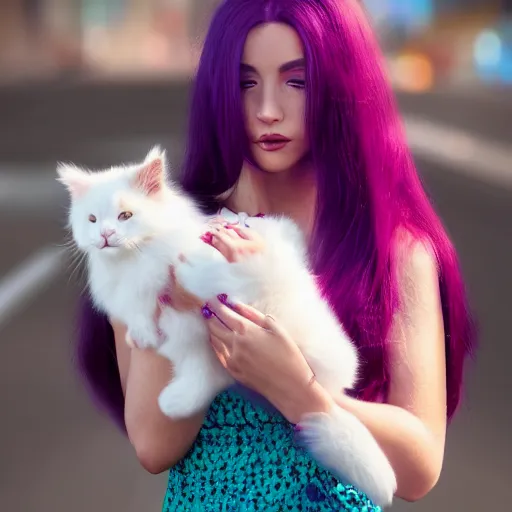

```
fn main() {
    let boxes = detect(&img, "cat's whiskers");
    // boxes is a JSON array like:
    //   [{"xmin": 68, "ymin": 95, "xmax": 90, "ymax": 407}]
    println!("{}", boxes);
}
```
[
  {"xmin": 56, "ymin": 239, "xmax": 76, "ymax": 249},
  {"xmin": 117, "ymin": 236, "xmax": 144, "ymax": 255},
  {"xmin": 66, "ymin": 248, "xmax": 88, "ymax": 286},
  {"xmin": 56, "ymin": 230, "xmax": 77, "ymax": 250},
  {"xmin": 117, "ymin": 236, "xmax": 130, "ymax": 250},
  {"xmin": 61, "ymin": 239, "xmax": 81, "ymax": 262},
  {"xmin": 59, "ymin": 236, "xmax": 97, "ymax": 288},
  {"xmin": 131, "ymin": 241, "xmax": 143, "ymax": 254},
  {"xmin": 78, "ymin": 272, "xmax": 91, "ymax": 296}
]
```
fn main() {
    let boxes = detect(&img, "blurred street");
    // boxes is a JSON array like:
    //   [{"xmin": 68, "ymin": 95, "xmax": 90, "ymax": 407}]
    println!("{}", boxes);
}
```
[{"xmin": 0, "ymin": 80, "xmax": 511, "ymax": 512}]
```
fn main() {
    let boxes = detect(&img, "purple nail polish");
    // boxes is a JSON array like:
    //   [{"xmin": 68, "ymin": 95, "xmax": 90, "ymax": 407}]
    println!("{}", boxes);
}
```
[
  {"xmin": 217, "ymin": 294, "xmax": 237, "ymax": 310},
  {"xmin": 158, "ymin": 294, "xmax": 172, "ymax": 306},
  {"xmin": 201, "ymin": 304, "xmax": 214, "ymax": 319},
  {"xmin": 255, "ymin": 212, "xmax": 265, "ymax": 218},
  {"xmin": 294, "ymin": 424, "xmax": 303, "ymax": 432}
]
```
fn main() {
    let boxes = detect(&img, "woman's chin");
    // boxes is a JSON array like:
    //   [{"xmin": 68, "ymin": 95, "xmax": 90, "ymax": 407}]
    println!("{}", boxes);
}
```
[
  {"xmin": 253, "ymin": 155, "xmax": 301, "ymax": 175},
  {"xmin": 251, "ymin": 147, "xmax": 310, "ymax": 175}
]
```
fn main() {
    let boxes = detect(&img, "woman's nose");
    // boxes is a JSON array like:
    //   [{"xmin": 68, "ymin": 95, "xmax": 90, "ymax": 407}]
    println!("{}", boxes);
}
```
[{"xmin": 256, "ymin": 88, "xmax": 284, "ymax": 125}]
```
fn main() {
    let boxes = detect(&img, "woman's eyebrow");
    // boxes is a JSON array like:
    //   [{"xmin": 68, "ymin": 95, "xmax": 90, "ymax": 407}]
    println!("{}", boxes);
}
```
[{"xmin": 240, "ymin": 58, "xmax": 305, "ymax": 74}]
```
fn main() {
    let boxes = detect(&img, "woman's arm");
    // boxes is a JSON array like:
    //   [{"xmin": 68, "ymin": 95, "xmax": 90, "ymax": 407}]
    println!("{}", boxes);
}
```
[
  {"xmin": 112, "ymin": 320, "xmax": 205, "ymax": 474},
  {"xmin": 296, "ymin": 241, "xmax": 447, "ymax": 502},
  {"xmin": 192, "ymin": 224, "xmax": 447, "ymax": 501}
]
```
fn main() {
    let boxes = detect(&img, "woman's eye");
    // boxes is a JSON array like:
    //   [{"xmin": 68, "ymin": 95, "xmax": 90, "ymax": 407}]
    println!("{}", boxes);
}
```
[
  {"xmin": 241, "ymin": 80, "xmax": 257, "ymax": 89},
  {"xmin": 118, "ymin": 211, "xmax": 133, "ymax": 221},
  {"xmin": 288, "ymin": 79, "xmax": 305, "ymax": 89},
  {"xmin": 88, "ymin": 214, "xmax": 97, "ymax": 223},
  {"xmin": 241, "ymin": 78, "xmax": 305, "ymax": 90}
]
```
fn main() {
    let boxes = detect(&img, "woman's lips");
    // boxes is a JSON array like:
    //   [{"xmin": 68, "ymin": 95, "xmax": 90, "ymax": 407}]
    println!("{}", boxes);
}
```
[
  {"xmin": 257, "ymin": 140, "xmax": 289, "ymax": 151},
  {"xmin": 256, "ymin": 135, "xmax": 291, "ymax": 152}
]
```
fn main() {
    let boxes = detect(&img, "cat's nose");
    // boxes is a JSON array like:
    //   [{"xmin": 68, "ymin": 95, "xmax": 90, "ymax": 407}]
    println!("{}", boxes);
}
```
[{"xmin": 101, "ymin": 228, "xmax": 116, "ymax": 239}]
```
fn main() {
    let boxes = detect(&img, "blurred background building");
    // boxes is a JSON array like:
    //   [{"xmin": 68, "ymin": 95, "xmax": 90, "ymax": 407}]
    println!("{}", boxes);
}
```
[
  {"xmin": 0, "ymin": 0, "xmax": 215, "ymax": 83},
  {"xmin": 0, "ymin": 0, "xmax": 511, "ymax": 89},
  {"xmin": 0, "ymin": 2, "xmax": 511, "ymax": 512}
]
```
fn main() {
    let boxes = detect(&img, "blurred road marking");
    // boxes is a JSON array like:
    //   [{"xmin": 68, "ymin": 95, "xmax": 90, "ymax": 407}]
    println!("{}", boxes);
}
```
[
  {"xmin": 404, "ymin": 116, "xmax": 512, "ymax": 188},
  {"xmin": 0, "ymin": 246, "xmax": 65, "ymax": 329}
]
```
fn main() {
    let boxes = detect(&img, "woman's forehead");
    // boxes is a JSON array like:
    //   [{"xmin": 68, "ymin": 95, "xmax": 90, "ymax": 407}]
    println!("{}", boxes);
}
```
[{"xmin": 242, "ymin": 23, "xmax": 305, "ymax": 72}]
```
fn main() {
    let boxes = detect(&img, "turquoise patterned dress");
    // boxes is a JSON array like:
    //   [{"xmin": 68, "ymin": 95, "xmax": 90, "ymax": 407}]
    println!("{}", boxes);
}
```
[{"xmin": 162, "ymin": 387, "xmax": 381, "ymax": 511}]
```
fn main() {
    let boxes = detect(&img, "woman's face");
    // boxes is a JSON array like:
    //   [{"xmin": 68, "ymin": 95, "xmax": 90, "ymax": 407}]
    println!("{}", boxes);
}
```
[{"xmin": 241, "ymin": 23, "xmax": 309, "ymax": 174}]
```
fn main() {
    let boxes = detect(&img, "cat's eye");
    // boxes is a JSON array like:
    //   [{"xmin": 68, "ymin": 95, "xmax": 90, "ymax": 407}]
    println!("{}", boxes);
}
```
[
  {"xmin": 118, "ymin": 211, "xmax": 133, "ymax": 221},
  {"xmin": 88, "ymin": 214, "xmax": 97, "ymax": 223}
]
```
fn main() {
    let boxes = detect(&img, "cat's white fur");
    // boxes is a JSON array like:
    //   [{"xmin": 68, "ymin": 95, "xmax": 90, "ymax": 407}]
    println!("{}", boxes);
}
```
[{"xmin": 57, "ymin": 146, "xmax": 396, "ymax": 507}]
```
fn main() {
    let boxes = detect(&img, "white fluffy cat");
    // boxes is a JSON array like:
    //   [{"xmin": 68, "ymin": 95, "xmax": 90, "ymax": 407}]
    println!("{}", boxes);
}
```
[{"xmin": 57, "ymin": 146, "xmax": 396, "ymax": 507}]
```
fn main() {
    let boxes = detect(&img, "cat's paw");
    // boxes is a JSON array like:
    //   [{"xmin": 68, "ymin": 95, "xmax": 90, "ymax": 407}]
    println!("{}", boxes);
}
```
[
  {"xmin": 158, "ymin": 384, "xmax": 206, "ymax": 419},
  {"xmin": 126, "ymin": 323, "xmax": 162, "ymax": 349}
]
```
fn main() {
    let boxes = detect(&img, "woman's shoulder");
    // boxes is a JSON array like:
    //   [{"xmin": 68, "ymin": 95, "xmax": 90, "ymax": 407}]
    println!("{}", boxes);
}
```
[
  {"xmin": 393, "ymin": 227, "xmax": 439, "ymax": 282},
  {"xmin": 390, "ymin": 227, "xmax": 441, "ymax": 319}
]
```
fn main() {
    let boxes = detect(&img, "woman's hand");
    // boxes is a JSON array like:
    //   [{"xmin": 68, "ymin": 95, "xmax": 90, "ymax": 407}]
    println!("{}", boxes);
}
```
[
  {"xmin": 201, "ymin": 217, "xmax": 332, "ymax": 423},
  {"xmin": 158, "ymin": 266, "xmax": 204, "ymax": 313},
  {"xmin": 155, "ymin": 219, "xmax": 264, "ymax": 313},
  {"xmin": 203, "ymin": 222, "xmax": 265, "ymax": 263},
  {"xmin": 202, "ymin": 296, "xmax": 333, "ymax": 424}
]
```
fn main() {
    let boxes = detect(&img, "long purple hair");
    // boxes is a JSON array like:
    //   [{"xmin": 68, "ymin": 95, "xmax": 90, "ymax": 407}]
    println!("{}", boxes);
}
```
[{"xmin": 77, "ymin": 0, "xmax": 476, "ymax": 432}]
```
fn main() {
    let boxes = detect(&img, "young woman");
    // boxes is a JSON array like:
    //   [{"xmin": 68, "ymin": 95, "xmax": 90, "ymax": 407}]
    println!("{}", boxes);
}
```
[{"xmin": 77, "ymin": 1, "xmax": 476, "ymax": 510}]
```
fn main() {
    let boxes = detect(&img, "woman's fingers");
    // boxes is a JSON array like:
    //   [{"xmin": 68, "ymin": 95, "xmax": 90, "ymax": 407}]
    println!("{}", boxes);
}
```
[
  {"xmin": 226, "ymin": 224, "xmax": 252, "ymax": 240},
  {"xmin": 209, "ymin": 334, "xmax": 231, "ymax": 367},
  {"xmin": 223, "ymin": 300, "xmax": 281, "ymax": 336},
  {"xmin": 212, "ymin": 226, "xmax": 237, "ymax": 243},
  {"xmin": 210, "ymin": 229, "xmax": 237, "ymax": 261},
  {"xmin": 157, "ymin": 265, "xmax": 203, "ymax": 312},
  {"xmin": 219, "ymin": 226, "xmax": 240, "ymax": 239}
]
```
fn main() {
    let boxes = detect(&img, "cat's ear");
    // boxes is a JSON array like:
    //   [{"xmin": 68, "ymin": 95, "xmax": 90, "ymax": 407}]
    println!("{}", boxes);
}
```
[
  {"xmin": 134, "ymin": 146, "xmax": 167, "ymax": 196},
  {"xmin": 56, "ymin": 164, "xmax": 91, "ymax": 199}
]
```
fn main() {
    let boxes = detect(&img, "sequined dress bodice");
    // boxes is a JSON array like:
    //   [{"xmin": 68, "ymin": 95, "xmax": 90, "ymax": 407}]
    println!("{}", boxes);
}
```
[{"xmin": 162, "ymin": 389, "xmax": 381, "ymax": 511}]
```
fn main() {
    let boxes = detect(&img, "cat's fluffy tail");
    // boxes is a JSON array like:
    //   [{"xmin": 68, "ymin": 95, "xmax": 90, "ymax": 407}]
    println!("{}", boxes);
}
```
[{"xmin": 296, "ymin": 405, "xmax": 397, "ymax": 508}]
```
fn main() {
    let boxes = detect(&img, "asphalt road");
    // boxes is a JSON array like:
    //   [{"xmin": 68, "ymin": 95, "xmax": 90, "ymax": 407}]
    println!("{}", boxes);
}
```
[{"xmin": 0, "ymin": 81, "xmax": 510, "ymax": 512}]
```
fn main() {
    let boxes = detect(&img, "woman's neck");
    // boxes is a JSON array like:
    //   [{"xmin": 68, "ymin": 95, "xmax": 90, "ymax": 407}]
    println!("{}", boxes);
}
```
[{"xmin": 225, "ymin": 161, "xmax": 317, "ymax": 237}]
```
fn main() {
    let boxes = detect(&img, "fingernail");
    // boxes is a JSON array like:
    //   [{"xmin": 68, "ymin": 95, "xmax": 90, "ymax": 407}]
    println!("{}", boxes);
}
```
[
  {"xmin": 158, "ymin": 294, "xmax": 172, "ymax": 306},
  {"xmin": 217, "ymin": 294, "xmax": 236, "ymax": 310},
  {"xmin": 255, "ymin": 212, "xmax": 265, "ymax": 218},
  {"xmin": 201, "ymin": 304, "xmax": 214, "ymax": 319},
  {"xmin": 200, "ymin": 232, "xmax": 214, "ymax": 245},
  {"xmin": 294, "ymin": 424, "xmax": 303, "ymax": 432}
]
